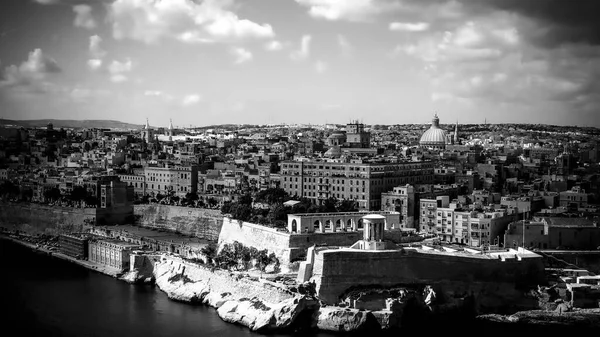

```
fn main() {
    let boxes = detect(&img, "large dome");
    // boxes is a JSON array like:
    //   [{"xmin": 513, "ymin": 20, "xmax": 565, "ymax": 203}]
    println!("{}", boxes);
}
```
[{"xmin": 420, "ymin": 114, "xmax": 447, "ymax": 148}]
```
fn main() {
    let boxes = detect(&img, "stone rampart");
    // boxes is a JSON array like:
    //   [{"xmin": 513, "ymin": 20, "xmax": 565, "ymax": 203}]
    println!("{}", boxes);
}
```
[
  {"xmin": 134, "ymin": 205, "xmax": 222, "ymax": 241},
  {"xmin": 218, "ymin": 218, "xmax": 292, "ymax": 264},
  {"xmin": 0, "ymin": 203, "xmax": 95, "ymax": 234},
  {"xmin": 312, "ymin": 248, "xmax": 546, "ymax": 311}
]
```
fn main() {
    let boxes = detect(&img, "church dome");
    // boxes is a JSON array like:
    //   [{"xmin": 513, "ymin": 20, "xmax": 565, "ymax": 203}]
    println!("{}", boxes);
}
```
[{"xmin": 420, "ymin": 114, "xmax": 447, "ymax": 148}]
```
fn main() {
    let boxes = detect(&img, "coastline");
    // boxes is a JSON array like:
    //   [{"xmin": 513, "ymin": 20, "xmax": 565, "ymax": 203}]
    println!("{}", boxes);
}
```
[
  {"xmin": 4, "ymin": 233, "xmax": 600, "ymax": 335},
  {"xmin": 0, "ymin": 234, "xmax": 123, "ymax": 278}
]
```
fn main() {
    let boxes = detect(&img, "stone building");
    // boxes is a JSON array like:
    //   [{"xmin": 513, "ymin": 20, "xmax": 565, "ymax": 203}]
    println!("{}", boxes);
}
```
[
  {"xmin": 144, "ymin": 164, "xmax": 198, "ymax": 197},
  {"xmin": 419, "ymin": 114, "xmax": 449, "ymax": 150},
  {"xmin": 504, "ymin": 217, "xmax": 600, "ymax": 250},
  {"xmin": 88, "ymin": 239, "xmax": 141, "ymax": 272},
  {"xmin": 280, "ymin": 159, "xmax": 434, "ymax": 211},
  {"xmin": 59, "ymin": 233, "xmax": 90, "ymax": 259},
  {"xmin": 381, "ymin": 184, "xmax": 416, "ymax": 228}
]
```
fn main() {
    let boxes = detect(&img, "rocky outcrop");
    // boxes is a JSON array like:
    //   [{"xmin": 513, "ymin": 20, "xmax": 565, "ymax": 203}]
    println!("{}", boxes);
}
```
[
  {"xmin": 153, "ymin": 257, "xmax": 318, "ymax": 332},
  {"xmin": 120, "ymin": 270, "xmax": 154, "ymax": 284},
  {"xmin": 315, "ymin": 307, "xmax": 382, "ymax": 332}
]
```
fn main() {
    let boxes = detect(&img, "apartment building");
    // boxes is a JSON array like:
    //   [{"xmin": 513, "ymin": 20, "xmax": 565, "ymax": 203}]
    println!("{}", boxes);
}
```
[{"xmin": 144, "ymin": 165, "xmax": 198, "ymax": 196}]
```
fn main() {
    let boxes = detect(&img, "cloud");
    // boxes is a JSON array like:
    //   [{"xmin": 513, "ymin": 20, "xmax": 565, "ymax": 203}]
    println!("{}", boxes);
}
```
[
  {"xmin": 389, "ymin": 22, "xmax": 429, "ymax": 32},
  {"xmin": 87, "ymin": 59, "xmax": 102, "ymax": 70},
  {"xmin": 0, "ymin": 49, "xmax": 61, "ymax": 90},
  {"xmin": 107, "ymin": 58, "xmax": 132, "ymax": 82},
  {"xmin": 231, "ymin": 47, "xmax": 252, "ymax": 64},
  {"xmin": 73, "ymin": 4, "xmax": 96, "ymax": 29},
  {"xmin": 315, "ymin": 60, "xmax": 327, "ymax": 73},
  {"xmin": 108, "ymin": 0, "xmax": 275, "ymax": 44},
  {"xmin": 89, "ymin": 35, "xmax": 106, "ymax": 58},
  {"xmin": 182, "ymin": 94, "xmax": 202, "ymax": 106},
  {"xmin": 295, "ymin": 0, "xmax": 403, "ymax": 22},
  {"xmin": 265, "ymin": 40, "xmax": 283, "ymax": 51},
  {"xmin": 291, "ymin": 35, "xmax": 311, "ymax": 61}
]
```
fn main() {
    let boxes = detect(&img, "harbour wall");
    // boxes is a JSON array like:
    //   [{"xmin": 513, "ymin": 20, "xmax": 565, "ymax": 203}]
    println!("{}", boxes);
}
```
[
  {"xmin": 133, "ymin": 205, "xmax": 222, "ymax": 241},
  {"xmin": 312, "ymin": 248, "xmax": 546, "ymax": 312},
  {"xmin": 0, "ymin": 203, "xmax": 95, "ymax": 235}
]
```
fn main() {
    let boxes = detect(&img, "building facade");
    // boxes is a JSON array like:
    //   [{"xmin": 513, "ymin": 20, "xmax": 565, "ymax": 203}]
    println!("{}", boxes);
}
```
[
  {"xmin": 144, "ymin": 165, "xmax": 198, "ymax": 196},
  {"xmin": 88, "ymin": 239, "xmax": 141, "ymax": 271},
  {"xmin": 381, "ymin": 184, "xmax": 416, "ymax": 228},
  {"xmin": 59, "ymin": 233, "xmax": 89, "ymax": 259},
  {"xmin": 280, "ymin": 159, "xmax": 434, "ymax": 211}
]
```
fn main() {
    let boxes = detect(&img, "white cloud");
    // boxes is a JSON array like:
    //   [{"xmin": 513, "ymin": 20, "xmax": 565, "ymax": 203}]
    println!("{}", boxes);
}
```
[
  {"xmin": 265, "ymin": 40, "xmax": 283, "ymax": 51},
  {"xmin": 182, "ymin": 94, "xmax": 202, "ymax": 106},
  {"xmin": 315, "ymin": 60, "xmax": 327, "ymax": 73},
  {"xmin": 107, "ymin": 58, "xmax": 132, "ymax": 82},
  {"xmin": 0, "ymin": 49, "xmax": 60, "ymax": 89},
  {"xmin": 89, "ymin": 35, "xmax": 106, "ymax": 59},
  {"xmin": 144, "ymin": 90, "xmax": 163, "ymax": 96},
  {"xmin": 295, "ymin": 0, "xmax": 402, "ymax": 22},
  {"xmin": 73, "ymin": 4, "xmax": 96, "ymax": 29},
  {"xmin": 291, "ymin": 35, "xmax": 311, "ymax": 61},
  {"xmin": 87, "ymin": 59, "xmax": 102, "ymax": 70},
  {"xmin": 231, "ymin": 47, "xmax": 252, "ymax": 64},
  {"xmin": 389, "ymin": 22, "xmax": 429, "ymax": 32},
  {"xmin": 109, "ymin": 0, "xmax": 274, "ymax": 44}
]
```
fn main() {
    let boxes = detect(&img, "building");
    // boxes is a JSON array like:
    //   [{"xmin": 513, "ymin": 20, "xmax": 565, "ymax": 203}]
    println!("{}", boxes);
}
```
[
  {"xmin": 280, "ymin": 159, "xmax": 434, "ymax": 210},
  {"xmin": 287, "ymin": 211, "xmax": 402, "ymax": 234},
  {"xmin": 559, "ymin": 186, "xmax": 591, "ymax": 210},
  {"xmin": 97, "ymin": 180, "xmax": 135, "ymax": 224},
  {"xmin": 504, "ymin": 217, "xmax": 600, "ymax": 250},
  {"xmin": 117, "ymin": 174, "xmax": 146, "ymax": 196},
  {"xmin": 140, "ymin": 118, "xmax": 154, "ymax": 144},
  {"xmin": 88, "ymin": 239, "xmax": 141, "ymax": 272},
  {"xmin": 345, "ymin": 121, "xmax": 370, "ymax": 148},
  {"xmin": 381, "ymin": 184, "xmax": 416, "ymax": 228},
  {"xmin": 59, "ymin": 233, "xmax": 90, "ymax": 259},
  {"xmin": 144, "ymin": 165, "xmax": 198, "ymax": 196},
  {"xmin": 420, "ymin": 114, "xmax": 449, "ymax": 150}
]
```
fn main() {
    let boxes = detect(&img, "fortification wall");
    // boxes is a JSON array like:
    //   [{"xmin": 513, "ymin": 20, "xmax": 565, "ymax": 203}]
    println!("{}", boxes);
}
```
[
  {"xmin": 134, "ymin": 205, "xmax": 222, "ymax": 241},
  {"xmin": 288, "ymin": 232, "xmax": 361, "ymax": 261},
  {"xmin": 218, "ymin": 218, "xmax": 292, "ymax": 264},
  {"xmin": 0, "ymin": 203, "xmax": 95, "ymax": 235},
  {"xmin": 312, "ymin": 249, "xmax": 546, "ymax": 308}
]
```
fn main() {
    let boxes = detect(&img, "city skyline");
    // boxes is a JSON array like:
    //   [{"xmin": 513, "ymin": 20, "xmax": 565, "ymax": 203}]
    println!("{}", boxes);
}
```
[{"xmin": 1, "ymin": 0, "xmax": 599, "ymax": 127}]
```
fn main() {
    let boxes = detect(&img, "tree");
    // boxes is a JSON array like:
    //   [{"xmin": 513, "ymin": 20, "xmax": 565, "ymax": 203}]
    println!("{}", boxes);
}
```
[
  {"xmin": 201, "ymin": 242, "xmax": 217, "ymax": 265},
  {"xmin": 0, "ymin": 181, "xmax": 20, "ymax": 198},
  {"xmin": 255, "ymin": 249, "xmax": 271, "ymax": 276},
  {"xmin": 266, "ymin": 204, "xmax": 288, "ymax": 228},
  {"xmin": 69, "ymin": 186, "xmax": 88, "ymax": 201},
  {"xmin": 255, "ymin": 188, "xmax": 288, "ymax": 204},
  {"xmin": 337, "ymin": 199, "xmax": 358, "ymax": 212},
  {"xmin": 44, "ymin": 187, "xmax": 61, "ymax": 202}
]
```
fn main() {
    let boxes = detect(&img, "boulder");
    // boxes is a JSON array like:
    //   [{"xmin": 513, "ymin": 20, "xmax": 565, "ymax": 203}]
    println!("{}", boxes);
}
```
[
  {"xmin": 204, "ymin": 292, "xmax": 233, "ymax": 308},
  {"xmin": 316, "ymin": 307, "xmax": 381, "ymax": 332},
  {"xmin": 271, "ymin": 296, "xmax": 319, "ymax": 328},
  {"xmin": 217, "ymin": 298, "xmax": 275, "ymax": 331}
]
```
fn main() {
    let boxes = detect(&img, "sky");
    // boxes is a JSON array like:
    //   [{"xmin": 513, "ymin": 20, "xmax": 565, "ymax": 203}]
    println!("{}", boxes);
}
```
[{"xmin": 0, "ymin": 0, "xmax": 599, "ymax": 128}]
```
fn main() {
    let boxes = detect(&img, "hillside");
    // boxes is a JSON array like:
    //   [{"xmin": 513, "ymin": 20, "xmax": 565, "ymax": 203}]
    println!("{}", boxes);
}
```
[{"xmin": 0, "ymin": 119, "xmax": 143, "ymax": 130}]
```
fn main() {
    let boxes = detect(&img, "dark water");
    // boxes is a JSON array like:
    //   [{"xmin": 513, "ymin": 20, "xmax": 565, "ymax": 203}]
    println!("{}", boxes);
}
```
[{"xmin": 0, "ymin": 240, "xmax": 337, "ymax": 337}]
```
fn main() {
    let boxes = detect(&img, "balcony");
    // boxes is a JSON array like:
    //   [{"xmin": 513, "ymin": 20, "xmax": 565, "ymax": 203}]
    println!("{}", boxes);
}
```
[{"xmin": 427, "ymin": 213, "xmax": 435, "ymax": 218}]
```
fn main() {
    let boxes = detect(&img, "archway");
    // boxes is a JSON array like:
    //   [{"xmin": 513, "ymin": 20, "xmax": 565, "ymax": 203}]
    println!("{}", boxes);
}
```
[
  {"xmin": 335, "ymin": 219, "xmax": 343, "ymax": 230},
  {"xmin": 346, "ymin": 219, "xmax": 353, "ymax": 230},
  {"xmin": 313, "ymin": 220, "xmax": 321, "ymax": 232},
  {"xmin": 357, "ymin": 219, "xmax": 364, "ymax": 229},
  {"xmin": 291, "ymin": 219, "xmax": 298, "ymax": 233},
  {"xmin": 325, "ymin": 219, "xmax": 333, "ymax": 230}
]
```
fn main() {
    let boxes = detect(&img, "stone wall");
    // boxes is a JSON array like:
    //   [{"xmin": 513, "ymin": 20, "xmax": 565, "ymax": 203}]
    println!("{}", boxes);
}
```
[
  {"xmin": 218, "ymin": 218, "xmax": 292, "ymax": 264},
  {"xmin": 134, "ymin": 205, "xmax": 223, "ymax": 241},
  {"xmin": 288, "ymin": 232, "xmax": 361, "ymax": 261},
  {"xmin": 0, "ymin": 203, "xmax": 95, "ymax": 235},
  {"xmin": 312, "ymin": 248, "xmax": 546, "ymax": 311}
]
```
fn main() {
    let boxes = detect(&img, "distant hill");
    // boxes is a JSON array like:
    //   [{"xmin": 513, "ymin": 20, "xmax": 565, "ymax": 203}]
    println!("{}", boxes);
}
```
[{"xmin": 0, "ymin": 119, "xmax": 144, "ymax": 130}]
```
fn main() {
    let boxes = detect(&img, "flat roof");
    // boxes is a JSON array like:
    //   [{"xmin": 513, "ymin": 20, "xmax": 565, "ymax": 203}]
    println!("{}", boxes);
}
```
[{"xmin": 102, "ymin": 225, "xmax": 209, "ymax": 248}]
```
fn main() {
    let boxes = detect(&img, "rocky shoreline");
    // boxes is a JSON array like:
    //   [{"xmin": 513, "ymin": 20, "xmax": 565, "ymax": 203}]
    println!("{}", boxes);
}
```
[{"xmin": 4, "ymin": 235, "xmax": 600, "ymax": 334}]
